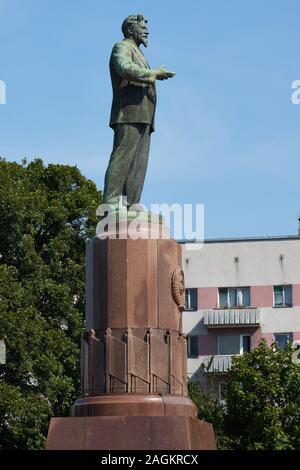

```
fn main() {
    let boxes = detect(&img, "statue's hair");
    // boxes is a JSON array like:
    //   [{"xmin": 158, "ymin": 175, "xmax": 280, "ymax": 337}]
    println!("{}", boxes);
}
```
[{"xmin": 121, "ymin": 14, "xmax": 147, "ymax": 38}]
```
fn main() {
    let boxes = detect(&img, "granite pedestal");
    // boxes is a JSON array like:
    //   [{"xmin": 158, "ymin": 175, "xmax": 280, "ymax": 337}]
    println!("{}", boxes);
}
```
[{"xmin": 46, "ymin": 220, "xmax": 216, "ymax": 450}]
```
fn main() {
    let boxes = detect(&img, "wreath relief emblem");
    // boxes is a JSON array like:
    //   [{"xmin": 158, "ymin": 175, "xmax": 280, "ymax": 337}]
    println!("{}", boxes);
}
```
[{"xmin": 172, "ymin": 266, "xmax": 185, "ymax": 311}]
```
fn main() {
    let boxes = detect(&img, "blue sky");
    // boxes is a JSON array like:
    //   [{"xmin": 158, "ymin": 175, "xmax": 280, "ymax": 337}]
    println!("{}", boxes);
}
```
[{"xmin": 0, "ymin": 0, "xmax": 300, "ymax": 238}]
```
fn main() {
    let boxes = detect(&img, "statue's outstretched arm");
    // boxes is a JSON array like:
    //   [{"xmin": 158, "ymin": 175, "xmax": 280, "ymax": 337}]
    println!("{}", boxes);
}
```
[{"xmin": 112, "ymin": 42, "xmax": 175, "ymax": 84}]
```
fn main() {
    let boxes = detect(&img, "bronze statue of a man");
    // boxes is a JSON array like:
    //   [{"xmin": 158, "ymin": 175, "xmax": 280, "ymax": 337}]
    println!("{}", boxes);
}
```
[{"xmin": 103, "ymin": 14, "xmax": 175, "ymax": 209}]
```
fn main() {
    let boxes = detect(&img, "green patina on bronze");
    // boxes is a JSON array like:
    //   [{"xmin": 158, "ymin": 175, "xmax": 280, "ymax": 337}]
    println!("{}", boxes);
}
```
[{"xmin": 103, "ymin": 14, "xmax": 175, "ymax": 209}]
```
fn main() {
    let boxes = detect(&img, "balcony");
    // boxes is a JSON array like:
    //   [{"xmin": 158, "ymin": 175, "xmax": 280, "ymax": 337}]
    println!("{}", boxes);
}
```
[
  {"xmin": 200, "ymin": 355, "xmax": 233, "ymax": 373},
  {"xmin": 204, "ymin": 308, "xmax": 260, "ymax": 328}
]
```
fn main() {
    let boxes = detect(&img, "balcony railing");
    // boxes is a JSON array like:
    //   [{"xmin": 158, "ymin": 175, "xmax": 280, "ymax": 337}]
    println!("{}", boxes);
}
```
[
  {"xmin": 204, "ymin": 308, "xmax": 260, "ymax": 327},
  {"xmin": 199, "ymin": 355, "xmax": 233, "ymax": 373}
]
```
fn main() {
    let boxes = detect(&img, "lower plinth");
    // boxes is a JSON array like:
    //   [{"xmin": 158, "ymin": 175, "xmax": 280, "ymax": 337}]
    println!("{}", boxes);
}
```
[
  {"xmin": 71, "ymin": 394, "xmax": 197, "ymax": 417},
  {"xmin": 46, "ymin": 415, "xmax": 216, "ymax": 450},
  {"xmin": 46, "ymin": 394, "xmax": 217, "ymax": 450}
]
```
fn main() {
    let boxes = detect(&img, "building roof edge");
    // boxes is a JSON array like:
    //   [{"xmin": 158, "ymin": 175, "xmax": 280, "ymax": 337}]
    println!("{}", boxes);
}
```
[{"xmin": 178, "ymin": 235, "xmax": 300, "ymax": 244}]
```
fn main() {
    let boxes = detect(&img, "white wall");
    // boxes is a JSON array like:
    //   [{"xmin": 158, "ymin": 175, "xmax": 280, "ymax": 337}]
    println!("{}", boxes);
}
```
[
  {"xmin": 182, "ymin": 239, "xmax": 300, "ymax": 288},
  {"xmin": 260, "ymin": 307, "xmax": 300, "ymax": 333},
  {"xmin": 183, "ymin": 310, "xmax": 206, "ymax": 336}
]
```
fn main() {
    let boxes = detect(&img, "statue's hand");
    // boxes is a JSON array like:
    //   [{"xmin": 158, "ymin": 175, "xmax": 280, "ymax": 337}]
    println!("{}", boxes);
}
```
[{"xmin": 155, "ymin": 65, "xmax": 176, "ymax": 81}]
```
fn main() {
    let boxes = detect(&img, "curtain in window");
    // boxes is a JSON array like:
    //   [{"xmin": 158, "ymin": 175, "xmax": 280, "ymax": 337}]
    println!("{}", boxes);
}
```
[
  {"xmin": 242, "ymin": 288, "xmax": 250, "ymax": 307},
  {"xmin": 219, "ymin": 289, "xmax": 228, "ymax": 308},
  {"xmin": 229, "ymin": 288, "xmax": 237, "ymax": 308},
  {"xmin": 274, "ymin": 286, "xmax": 284, "ymax": 306},
  {"xmin": 284, "ymin": 286, "xmax": 292, "ymax": 306}
]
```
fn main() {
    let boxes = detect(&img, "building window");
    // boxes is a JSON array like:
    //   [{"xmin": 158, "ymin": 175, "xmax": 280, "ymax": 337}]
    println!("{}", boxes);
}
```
[
  {"xmin": 218, "ymin": 334, "xmax": 251, "ymax": 355},
  {"xmin": 274, "ymin": 333, "xmax": 293, "ymax": 350},
  {"xmin": 187, "ymin": 336, "xmax": 198, "ymax": 357},
  {"xmin": 185, "ymin": 288, "xmax": 198, "ymax": 311},
  {"xmin": 218, "ymin": 287, "xmax": 250, "ymax": 308},
  {"xmin": 273, "ymin": 286, "xmax": 292, "ymax": 307},
  {"xmin": 242, "ymin": 335, "xmax": 251, "ymax": 354}
]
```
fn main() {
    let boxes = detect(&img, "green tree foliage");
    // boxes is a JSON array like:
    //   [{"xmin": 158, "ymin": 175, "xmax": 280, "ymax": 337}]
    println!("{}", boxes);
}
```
[
  {"xmin": 189, "ymin": 367, "xmax": 230, "ymax": 450},
  {"xmin": 0, "ymin": 158, "xmax": 102, "ymax": 449},
  {"xmin": 189, "ymin": 340, "xmax": 300, "ymax": 450}
]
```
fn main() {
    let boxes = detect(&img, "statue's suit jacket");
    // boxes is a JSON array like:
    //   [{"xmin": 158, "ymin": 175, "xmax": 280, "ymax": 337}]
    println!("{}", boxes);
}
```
[{"xmin": 109, "ymin": 39, "xmax": 156, "ymax": 133}]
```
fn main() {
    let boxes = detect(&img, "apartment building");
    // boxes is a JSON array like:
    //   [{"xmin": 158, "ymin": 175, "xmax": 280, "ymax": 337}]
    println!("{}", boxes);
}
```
[{"xmin": 181, "ymin": 233, "xmax": 300, "ymax": 393}]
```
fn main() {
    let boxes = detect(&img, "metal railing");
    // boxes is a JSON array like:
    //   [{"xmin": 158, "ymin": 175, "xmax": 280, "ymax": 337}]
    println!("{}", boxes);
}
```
[{"xmin": 204, "ymin": 308, "xmax": 260, "ymax": 327}]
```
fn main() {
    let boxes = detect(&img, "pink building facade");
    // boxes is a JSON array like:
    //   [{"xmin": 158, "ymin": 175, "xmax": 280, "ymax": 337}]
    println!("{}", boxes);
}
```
[{"xmin": 181, "ymin": 235, "xmax": 300, "ymax": 387}]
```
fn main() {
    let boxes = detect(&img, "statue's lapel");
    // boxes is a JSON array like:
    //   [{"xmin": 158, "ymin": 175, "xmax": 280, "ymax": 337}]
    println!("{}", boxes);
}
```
[{"xmin": 125, "ymin": 40, "xmax": 150, "ymax": 69}]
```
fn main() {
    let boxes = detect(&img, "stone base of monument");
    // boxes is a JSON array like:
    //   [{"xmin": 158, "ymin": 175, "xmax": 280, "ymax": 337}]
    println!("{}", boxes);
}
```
[
  {"xmin": 46, "ymin": 405, "xmax": 216, "ymax": 450},
  {"xmin": 46, "ymin": 221, "xmax": 216, "ymax": 450},
  {"xmin": 46, "ymin": 416, "xmax": 215, "ymax": 450}
]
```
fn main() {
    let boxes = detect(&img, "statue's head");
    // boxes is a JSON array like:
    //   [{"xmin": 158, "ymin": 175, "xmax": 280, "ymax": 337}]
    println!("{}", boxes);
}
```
[{"xmin": 121, "ymin": 14, "xmax": 149, "ymax": 47}]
